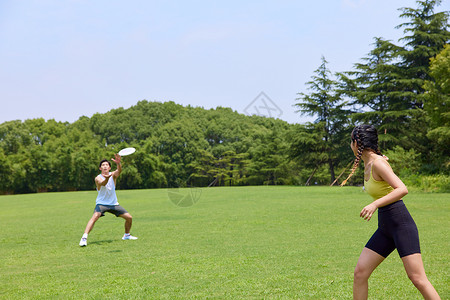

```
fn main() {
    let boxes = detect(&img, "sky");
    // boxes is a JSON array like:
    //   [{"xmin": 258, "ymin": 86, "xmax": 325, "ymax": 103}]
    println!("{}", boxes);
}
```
[{"xmin": 1, "ymin": 0, "xmax": 448, "ymax": 125}]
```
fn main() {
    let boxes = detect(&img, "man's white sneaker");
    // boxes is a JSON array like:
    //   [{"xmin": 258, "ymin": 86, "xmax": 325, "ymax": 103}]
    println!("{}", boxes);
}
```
[
  {"xmin": 79, "ymin": 237, "xmax": 87, "ymax": 247},
  {"xmin": 122, "ymin": 234, "xmax": 138, "ymax": 240}
]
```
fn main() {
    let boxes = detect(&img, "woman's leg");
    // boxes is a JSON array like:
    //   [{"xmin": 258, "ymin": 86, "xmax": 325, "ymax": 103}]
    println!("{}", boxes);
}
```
[
  {"xmin": 353, "ymin": 247, "xmax": 385, "ymax": 300},
  {"xmin": 402, "ymin": 253, "xmax": 440, "ymax": 300}
]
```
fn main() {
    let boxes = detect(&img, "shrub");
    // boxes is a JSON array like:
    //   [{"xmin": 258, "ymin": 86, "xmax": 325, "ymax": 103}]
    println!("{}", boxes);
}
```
[{"xmin": 403, "ymin": 174, "xmax": 450, "ymax": 193}]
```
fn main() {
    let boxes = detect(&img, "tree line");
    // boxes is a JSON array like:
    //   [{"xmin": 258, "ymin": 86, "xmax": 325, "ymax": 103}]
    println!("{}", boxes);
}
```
[
  {"xmin": 0, "ymin": 0, "xmax": 448, "ymax": 194},
  {"xmin": 294, "ymin": 0, "xmax": 449, "ymax": 186},
  {"xmin": 0, "ymin": 102, "xmax": 306, "ymax": 193}
]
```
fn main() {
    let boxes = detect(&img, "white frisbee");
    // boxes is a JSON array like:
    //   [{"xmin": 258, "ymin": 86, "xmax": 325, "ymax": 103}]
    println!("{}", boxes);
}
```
[{"xmin": 118, "ymin": 147, "xmax": 136, "ymax": 156}]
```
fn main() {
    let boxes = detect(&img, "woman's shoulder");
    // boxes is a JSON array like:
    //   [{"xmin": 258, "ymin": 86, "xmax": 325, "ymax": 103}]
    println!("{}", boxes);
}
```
[
  {"xmin": 374, "ymin": 156, "xmax": 390, "ymax": 165},
  {"xmin": 372, "ymin": 156, "xmax": 394, "ymax": 180},
  {"xmin": 372, "ymin": 156, "xmax": 393, "ymax": 180}
]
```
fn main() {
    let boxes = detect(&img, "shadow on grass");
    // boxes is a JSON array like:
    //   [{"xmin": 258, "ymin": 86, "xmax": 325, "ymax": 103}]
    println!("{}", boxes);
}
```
[{"xmin": 89, "ymin": 239, "xmax": 114, "ymax": 245}]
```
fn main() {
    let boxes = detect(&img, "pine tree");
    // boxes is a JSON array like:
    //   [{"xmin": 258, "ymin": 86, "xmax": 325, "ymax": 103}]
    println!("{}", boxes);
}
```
[
  {"xmin": 339, "ymin": 0, "xmax": 449, "ymax": 152},
  {"xmin": 396, "ymin": 0, "xmax": 450, "ymax": 109},
  {"xmin": 337, "ymin": 38, "xmax": 419, "ymax": 150},
  {"xmin": 294, "ymin": 56, "xmax": 350, "ymax": 183}
]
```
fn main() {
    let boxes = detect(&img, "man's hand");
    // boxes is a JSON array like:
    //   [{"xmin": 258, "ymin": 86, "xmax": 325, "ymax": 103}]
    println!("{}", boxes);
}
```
[
  {"xmin": 96, "ymin": 173, "xmax": 112, "ymax": 188},
  {"xmin": 112, "ymin": 153, "xmax": 122, "ymax": 178},
  {"xmin": 112, "ymin": 153, "xmax": 121, "ymax": 165}
]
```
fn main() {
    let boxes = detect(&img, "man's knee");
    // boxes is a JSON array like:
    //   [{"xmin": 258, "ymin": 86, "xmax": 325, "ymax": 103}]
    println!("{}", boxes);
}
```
[
  {"xmin": 91, "ymin": 213, "xmax": 101, "ymax": 221},
  {"xmin": 121, "ymin": 213, "xmax": 133, "ymax": 221}
]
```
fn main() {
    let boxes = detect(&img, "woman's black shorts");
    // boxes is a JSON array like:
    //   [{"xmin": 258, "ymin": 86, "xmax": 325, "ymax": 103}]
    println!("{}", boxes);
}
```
[{"xmin": 365, "ymin": 200, "xmax": 421, "ymax": 258}]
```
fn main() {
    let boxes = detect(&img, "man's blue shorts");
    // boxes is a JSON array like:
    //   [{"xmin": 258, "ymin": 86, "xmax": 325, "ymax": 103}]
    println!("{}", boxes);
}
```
[{"xmin": 94, "ymin": 204, "xmax": 128, "ymax": 217}]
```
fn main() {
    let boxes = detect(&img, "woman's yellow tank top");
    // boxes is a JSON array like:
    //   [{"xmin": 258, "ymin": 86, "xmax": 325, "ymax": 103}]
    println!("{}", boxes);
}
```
[{"xmin": 364, "ymin": 158, "xmax": 394, "ymax": 200}]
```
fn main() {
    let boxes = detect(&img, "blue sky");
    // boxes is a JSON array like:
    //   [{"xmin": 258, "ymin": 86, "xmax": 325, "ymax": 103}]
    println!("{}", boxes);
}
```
[{"xmin": 1, "ymin": 0, "xmax": 448, "ymax": 125}]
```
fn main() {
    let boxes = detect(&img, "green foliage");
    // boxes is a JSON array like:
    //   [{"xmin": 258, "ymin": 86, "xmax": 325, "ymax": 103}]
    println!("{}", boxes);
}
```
[
  {"xmin": 336, "ymin": 0, "xmax": 449, "ymax": 174},
  {"xmin": 294, "ymin": 57, "xmax": 351, "ymax": 184},
  {"xmin": 423, "ymin": 44, "xmax": 450, "ymax": 171},
  {"xmin": 424, "ymin": 44, "xmax": 450, "ymax": 126},
  {"xmin": 396, "ymin": 0, "xmax": 450, "ymax": 103},
  {"xmin": 0, "ymin": 101, "xmax": 307, "ymax": 193},
  {"xmin": 337, "ymin": 37, "xmax": 421, "ymax": 150},
  {"xmin": 0, "ymin": 148, "xmax": 13, "ymax": 192},
  {"xmin": 384, "ymin": 146, "xmax": 422, "ymax": 177},
  {"xmin": 403, "ymin": 174, "xmax": 450, "ymax": 193}
]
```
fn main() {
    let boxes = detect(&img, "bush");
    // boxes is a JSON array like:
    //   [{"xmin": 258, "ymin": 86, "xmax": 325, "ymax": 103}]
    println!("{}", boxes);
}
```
[
  {"xmin": 384, "ymin": 146, "xmax": 421, "ymax": 177},
  {"xmin": 403, "ymin": 174, "xmax": 450, "ymax": 193}
]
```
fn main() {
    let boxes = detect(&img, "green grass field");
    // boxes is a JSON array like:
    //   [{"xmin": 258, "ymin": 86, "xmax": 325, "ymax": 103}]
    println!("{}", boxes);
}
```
[{"xmin": 1, "ymin": 186, "xmax": 448, "ymax": 299}]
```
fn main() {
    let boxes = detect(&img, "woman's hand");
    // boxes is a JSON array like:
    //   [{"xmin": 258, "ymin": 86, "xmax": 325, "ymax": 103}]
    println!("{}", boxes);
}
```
[{"xmin": 360, "ymin": 203, "xmax": 378, "ymax": 221}]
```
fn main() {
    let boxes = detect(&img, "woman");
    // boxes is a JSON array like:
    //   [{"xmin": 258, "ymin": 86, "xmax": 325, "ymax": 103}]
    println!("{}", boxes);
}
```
[{"xmin": 341, "ymin": 125, "xmax": 440, "ymax": 300}]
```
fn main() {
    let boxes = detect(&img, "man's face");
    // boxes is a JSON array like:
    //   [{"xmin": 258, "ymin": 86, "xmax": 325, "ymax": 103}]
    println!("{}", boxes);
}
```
[{"xmin": 99, "ymin": 162, "xmax": 111, "ymax": 172}]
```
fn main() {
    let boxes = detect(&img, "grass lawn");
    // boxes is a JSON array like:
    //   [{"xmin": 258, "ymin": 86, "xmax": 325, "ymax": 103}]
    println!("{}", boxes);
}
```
[{"xmin": 1, "ymin": 186, "xmax": 448, "ymax": 299}]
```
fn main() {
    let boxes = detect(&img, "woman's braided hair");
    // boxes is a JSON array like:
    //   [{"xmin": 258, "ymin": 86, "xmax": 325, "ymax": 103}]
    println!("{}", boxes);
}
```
[{"xmin": 341, "ymin": 125, "xmax": 382, "ymax": 186}]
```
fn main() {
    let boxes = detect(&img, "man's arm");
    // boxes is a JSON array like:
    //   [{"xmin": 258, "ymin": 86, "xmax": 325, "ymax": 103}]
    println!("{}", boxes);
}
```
[
  {"xmin": 112, "ymin": 153, "xmax": 122, "ymax": 178},
  {"xmin": 95, "ymin": 173, "xmax": 112, "ymax": 189}
]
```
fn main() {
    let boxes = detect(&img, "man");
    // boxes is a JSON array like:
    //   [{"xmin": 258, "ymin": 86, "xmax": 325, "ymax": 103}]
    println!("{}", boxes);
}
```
[{"xmin": 79, "ymin": 154, "xmax": 137, "ymax": 247}]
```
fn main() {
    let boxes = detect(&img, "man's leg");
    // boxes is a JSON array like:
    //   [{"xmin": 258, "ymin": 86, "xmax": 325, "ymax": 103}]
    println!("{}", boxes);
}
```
[
  {"xmin": 119, "ymin": 213, "xmax": 138, "ymax": 240},
  {"xmin": 85, "ymin": 212, "xmax": 102, "ymax": 234},
  {"xmin": 80, "ymin": 212, "xmax": 101, "ymax": 246},
  {"xmin": 119, "ymin": 213, "xmax": 133, "ymax": 233}
]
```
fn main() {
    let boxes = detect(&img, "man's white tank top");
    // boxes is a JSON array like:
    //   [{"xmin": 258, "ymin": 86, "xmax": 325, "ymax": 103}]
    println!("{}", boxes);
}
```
[{"xmin": 96, "ymin": 173, "xmax": 119, "ymax": 205}]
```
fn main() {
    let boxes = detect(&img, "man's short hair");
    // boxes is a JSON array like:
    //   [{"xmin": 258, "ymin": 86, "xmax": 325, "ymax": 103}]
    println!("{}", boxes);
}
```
[{"xmin": 99, "ymin": 159, "xmax": 111, "ymax": 168}]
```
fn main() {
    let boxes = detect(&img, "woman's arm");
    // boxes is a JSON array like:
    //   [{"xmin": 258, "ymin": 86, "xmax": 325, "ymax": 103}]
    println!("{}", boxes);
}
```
[
  {"xmin": 360, "ymin": 159, "xmax": 408, "ymax": 221},
  {"xmin": 372, "ymin": 159, "xmax": 408, "ymax": 207}
]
